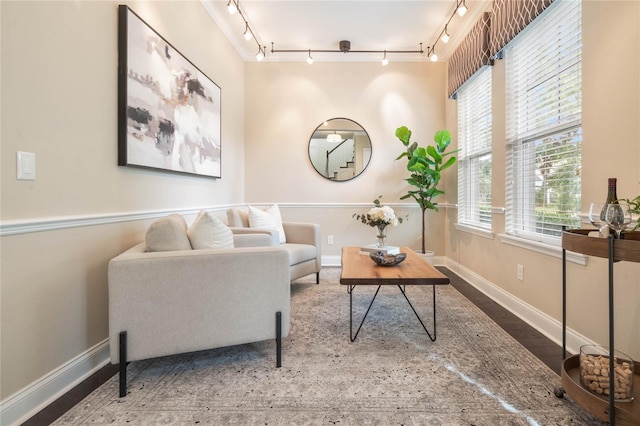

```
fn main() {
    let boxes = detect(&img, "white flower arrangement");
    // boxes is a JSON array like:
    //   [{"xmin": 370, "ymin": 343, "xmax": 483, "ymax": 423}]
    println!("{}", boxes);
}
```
[{"xmin": 353, "ymin": 196, "xmax": 404, "ymax": 228}]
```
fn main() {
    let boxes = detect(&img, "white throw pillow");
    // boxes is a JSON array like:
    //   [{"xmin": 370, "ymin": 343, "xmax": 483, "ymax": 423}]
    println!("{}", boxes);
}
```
[
  {"xmin": 145, "ymin": 214, "xmax": 192, "ymax": 252},
  {"xmin": 188, "ymin": 210, "xmax": 234, "ymax": 250},
  {"xmin": 248, "ymin": 204, "xmax": 286, "ymax": 244}
]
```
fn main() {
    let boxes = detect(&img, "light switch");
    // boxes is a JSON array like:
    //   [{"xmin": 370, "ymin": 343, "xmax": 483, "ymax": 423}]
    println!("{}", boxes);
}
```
[{"xmin": 17, "ymin": 151, "xmax": 36, "ymax": 180}]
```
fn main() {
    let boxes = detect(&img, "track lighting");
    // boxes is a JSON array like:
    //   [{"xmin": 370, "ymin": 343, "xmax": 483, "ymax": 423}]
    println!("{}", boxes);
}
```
[
  {"xmin": 224, "ymin": 0, "xmax": 265, "ymax": 61},
  {"xmin": 243, "ymin": 24, "xmax": 252, "ymax": 41},
  {"xmin": 441, "ymin": 26, "xmax": 450, "ymax": 44},
  {"xmin": 227, "ymin": 0, "xmax": 237, "ymax": 15},
  {"xmin": 271, "ymin": 41, "xmax": 423, "ymax": 62},
  {"xmin": 426, "ymin": 0, "xmax": 471, "ymax": 63},
  {"xmin": 225, "ymin": 0, "xmax": 468, "ymax": 64},
  {"xmin": 457, "ymin": 0, "xmax": 468, "ymax": 17}
]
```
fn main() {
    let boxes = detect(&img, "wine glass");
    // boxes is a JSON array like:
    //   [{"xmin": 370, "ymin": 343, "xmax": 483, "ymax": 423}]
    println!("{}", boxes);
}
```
[
  {"xmin": 588, "ymin": 202, "xmax": 608, "ymax": 236},
  {"xmin": 604, "ymin": 203, "xmax": 632, "ymax": 238}
]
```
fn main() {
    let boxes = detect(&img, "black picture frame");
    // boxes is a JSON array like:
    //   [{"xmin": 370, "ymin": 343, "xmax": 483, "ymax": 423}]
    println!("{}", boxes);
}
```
[{"xmin": 118, "ymin": 5, "xmax": 221, "ymax": 178}]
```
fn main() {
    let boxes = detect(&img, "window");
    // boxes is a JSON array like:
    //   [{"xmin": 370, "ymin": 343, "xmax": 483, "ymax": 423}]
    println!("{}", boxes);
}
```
[
  {"xmin": 457, "ymin": 66, "xmax": 492, "ymax": 230},
  {"xmin": 505, "ymin": 0, "xmax": 582, "ymax": 244}
]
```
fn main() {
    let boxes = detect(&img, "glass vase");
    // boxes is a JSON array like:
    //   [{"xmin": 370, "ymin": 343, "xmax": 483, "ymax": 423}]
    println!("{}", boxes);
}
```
[{"xmin": 376, "ymin": 224, "xmax": 387, "ymax": 248}]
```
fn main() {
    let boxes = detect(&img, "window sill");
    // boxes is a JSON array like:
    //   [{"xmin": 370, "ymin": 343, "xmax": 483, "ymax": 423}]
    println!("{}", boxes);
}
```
[
  {"xmin": 498, "ymin": 233, "xmax": 588, "ymax": 266},
  {"xmin": 455, "ymin": 223, "xmax": 494, "ymax": 239}
]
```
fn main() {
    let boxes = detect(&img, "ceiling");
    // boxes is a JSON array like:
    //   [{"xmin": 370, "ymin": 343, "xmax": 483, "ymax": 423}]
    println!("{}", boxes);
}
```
[{"xmin": 202, "ymin": 1, "xmax": 490, "ymax": 63}]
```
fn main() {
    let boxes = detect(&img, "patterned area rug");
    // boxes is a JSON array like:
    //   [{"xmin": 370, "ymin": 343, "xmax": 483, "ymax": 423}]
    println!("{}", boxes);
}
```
[{"xmin": 54, "ymin": 268, "xmax": 603, "ymax": 425}]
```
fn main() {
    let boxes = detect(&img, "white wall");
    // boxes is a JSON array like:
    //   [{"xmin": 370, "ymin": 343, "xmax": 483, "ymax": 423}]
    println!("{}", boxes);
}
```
[{"xmin": 0, "ymin": 0, "xmax": 246, "ymax": 405}]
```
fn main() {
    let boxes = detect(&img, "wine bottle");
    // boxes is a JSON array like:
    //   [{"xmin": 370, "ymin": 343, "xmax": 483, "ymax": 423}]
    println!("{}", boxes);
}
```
[{"xmin": 600, "ymin": 178, "xmax": 618, "ymax": 221}]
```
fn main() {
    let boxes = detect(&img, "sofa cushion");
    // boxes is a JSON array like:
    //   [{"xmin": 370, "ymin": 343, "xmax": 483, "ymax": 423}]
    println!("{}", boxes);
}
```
[
  {"xmin": 227, "ymin": 208, "xmax": 249, "ymax": 228},
  {"xmin": 284, "ymin": 243, "xmax": 316, "ymax": 266},
  {"xmin": 145, "ymin": 214, "xmax": 192, "ymax": 252},
  {"xmin": 188, "ymin": 210, "xmax": 234, "ymax": 250},
  {"xmin": 248, "ymin": 205, "xmax": 286, "ymax": 244}
]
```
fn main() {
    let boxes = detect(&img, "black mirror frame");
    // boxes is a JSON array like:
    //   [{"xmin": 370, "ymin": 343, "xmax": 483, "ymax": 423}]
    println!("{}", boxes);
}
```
[{"xmin": 307, "ymin": 117, "xmax": 372, "ymax": 182}]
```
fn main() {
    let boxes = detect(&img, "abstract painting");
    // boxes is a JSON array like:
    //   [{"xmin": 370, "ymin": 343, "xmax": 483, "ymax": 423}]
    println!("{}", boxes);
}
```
[{"xmin": 118, "ymin": 5, "xmax": 221, "ymax": 178}]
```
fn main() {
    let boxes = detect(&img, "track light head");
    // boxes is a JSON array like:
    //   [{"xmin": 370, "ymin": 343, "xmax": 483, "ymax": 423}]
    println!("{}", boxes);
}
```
[
  {"xmin": 441, "ymin": 26, "xmax": 450, "ymax": 44},
  {"xmin": 381, "ymin": 51, "xmax": 388, "ymax": 66},
  {"xmin": 227, "ymin": 0, "xmax": 238, "ymax": 15},
  {"xmin": 244, "ymin": 25, "xmax": 252, "ymax": 41},
  {"xmin": 457, "ymin": 0, "xmax": 468, "ymax": 17}
]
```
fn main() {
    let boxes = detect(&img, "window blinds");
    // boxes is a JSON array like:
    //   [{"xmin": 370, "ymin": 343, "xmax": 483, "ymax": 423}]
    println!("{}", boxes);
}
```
[
  {"xmin": 505, "ymin": 0, "xmax": 582, "ymax": 243},
  {"xmin": 457, "ymin": 66, "xmax": 492, "ymax": 229}
]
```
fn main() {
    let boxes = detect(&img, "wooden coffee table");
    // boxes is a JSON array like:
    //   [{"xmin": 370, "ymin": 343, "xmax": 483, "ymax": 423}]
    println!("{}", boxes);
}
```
[{"xmin": 340, "ymin": 246, "xmax": 450, "ymax": 342}]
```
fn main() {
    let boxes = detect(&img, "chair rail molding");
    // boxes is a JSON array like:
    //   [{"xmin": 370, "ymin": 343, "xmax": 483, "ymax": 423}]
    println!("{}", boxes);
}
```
[
  {"xmin": 0, "ymin": 203, "xmax": 428, "ymax": 236},
  {"xmin": 0, "ymin": 205, "xmax": 240, "ymax": 236}
]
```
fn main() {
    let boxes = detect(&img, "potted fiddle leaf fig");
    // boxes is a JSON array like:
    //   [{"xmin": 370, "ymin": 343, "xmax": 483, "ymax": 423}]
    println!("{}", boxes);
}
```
[{"xmin": 395, "ymin": 126, "xmax": 458, "ymax": 254}]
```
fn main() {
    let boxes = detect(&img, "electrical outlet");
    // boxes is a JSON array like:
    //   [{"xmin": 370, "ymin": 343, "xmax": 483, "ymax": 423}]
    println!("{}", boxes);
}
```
[
  {"xmin": 327, "ymin": 235, "xmax": 334, "ymax": 245},
  {"xmin": 517, "ymin": 264, "xmax": 524, "ymax": 281}
]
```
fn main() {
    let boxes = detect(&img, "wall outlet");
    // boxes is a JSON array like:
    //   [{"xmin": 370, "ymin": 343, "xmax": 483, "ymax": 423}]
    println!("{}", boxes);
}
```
[
  {"xmin": 517, "ymin": 264, "xmax": 524, "ymax": 281},
  {"xmin": 327, "ymin": 235, "xmax": 334, "ymax": 245}
]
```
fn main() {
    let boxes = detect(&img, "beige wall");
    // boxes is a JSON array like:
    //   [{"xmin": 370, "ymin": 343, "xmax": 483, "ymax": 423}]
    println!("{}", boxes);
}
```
[
  {"xmin": 444, "ymin": 0, "xmax": 640, "ymax": 360},
  {"xmin": 1, "ymin": 0, "xmax": 246, "ymax": 400},
  {"xmin": 244, "ymin": 61, "xmax": 451, "ymax": 255}
]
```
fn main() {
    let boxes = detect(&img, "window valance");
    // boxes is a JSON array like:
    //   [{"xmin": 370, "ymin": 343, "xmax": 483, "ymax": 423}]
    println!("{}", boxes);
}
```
[
  {"xmin": 448, "ymin": 0, "xmax": 556, "ymax": 98},
  {"xmin": 448, "ymin": 12, "xmax": 491, "ymax": 98},
  {"xmin": 489, "ymin": 0, "xmax": 554, "ymax": 58}
]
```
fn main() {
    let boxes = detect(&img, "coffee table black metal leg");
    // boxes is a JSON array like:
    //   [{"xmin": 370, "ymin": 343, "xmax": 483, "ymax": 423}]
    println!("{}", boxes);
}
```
[
  {"xmin": 348, "ymin": 284, "xmax": 381, "ymax": 342},
  {"xmin": 397, "ymin": 284, "xmax": 437, "ymax": 341}
]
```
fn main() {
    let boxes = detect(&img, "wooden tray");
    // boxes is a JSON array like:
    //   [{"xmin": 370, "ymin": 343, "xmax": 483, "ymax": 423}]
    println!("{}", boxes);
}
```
[
  {"xmin": 561, "ymin": 355, "xmax": 639, "ymax": 424},
  {"xmin": 562, "ymin": 229, "xmax": 640, "ymax": 263}
]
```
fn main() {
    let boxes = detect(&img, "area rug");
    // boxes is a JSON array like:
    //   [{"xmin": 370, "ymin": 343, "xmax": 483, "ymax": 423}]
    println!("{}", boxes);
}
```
[{"xmin": 54, "ymin": 268, "xmax": 603, "ymax": 425}]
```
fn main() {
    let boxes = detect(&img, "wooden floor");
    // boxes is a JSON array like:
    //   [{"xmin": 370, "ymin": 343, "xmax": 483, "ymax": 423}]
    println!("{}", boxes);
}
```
[{"xmin": 22, "ymin": 267, "xmax": 563, "ymax": 425}]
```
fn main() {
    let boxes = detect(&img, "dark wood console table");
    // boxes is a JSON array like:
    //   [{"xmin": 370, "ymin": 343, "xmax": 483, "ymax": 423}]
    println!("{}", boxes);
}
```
[{"xmin": 559, "ymin": 229, "xmax": 639, "ymax": 425}]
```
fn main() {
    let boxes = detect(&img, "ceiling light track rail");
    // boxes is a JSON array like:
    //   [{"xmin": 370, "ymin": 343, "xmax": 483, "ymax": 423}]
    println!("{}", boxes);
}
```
[
  {"xmin": 271, "ymin": 44, "xmax": 424, "ymax": 55},
  {"xmin": 426, "ymin": 0, "xmax": 469, "ymax": 61},
  {"xmin": 224, "ymin": 0, "xmax": 469, "ymax": 63},
  {"xmin": 226, "ymin": 0, "xmax": 266, "ymax": 61},
  {"xmin": 271, "ymin": 41, "xmax": 423, "ymax": 65}
]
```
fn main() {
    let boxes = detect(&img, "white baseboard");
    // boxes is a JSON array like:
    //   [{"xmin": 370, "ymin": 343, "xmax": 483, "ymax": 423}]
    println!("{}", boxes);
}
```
[
  {"xmin": 0, "ymin": 339, "xmax": 110, "ymax": 426},
  {"xmin": 322, "ymin": 255, "xmax": 341, "ymax": 267},
  {"xmin": 443, "ymin": 257, "xmax": 594, "ymax": 356}
]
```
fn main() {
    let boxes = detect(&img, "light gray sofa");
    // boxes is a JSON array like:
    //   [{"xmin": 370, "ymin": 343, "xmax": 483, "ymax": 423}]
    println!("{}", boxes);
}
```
[
  {"xmin": 227, "ymin": 207, "xmax": 322, "ymax": 284},
  {"xmin": 109, "ymin": 214, "xmax": 291, "ymax": 397}
]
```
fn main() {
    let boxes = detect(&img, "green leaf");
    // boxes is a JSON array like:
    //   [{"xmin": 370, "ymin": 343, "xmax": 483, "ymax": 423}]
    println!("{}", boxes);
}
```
[
  {"xmin": 440, "ymin": 156, "xmax": 457, "ymax": 171},
  {"xmin": 434, "ymin": 130, "xmax": 451, "ymax": 150},
  {"xmin": 413, "ymin": 146, "xmax": 427, "ymax": 158},
  {"xmin": 426, "ymin": 145, "xmax": 442, "ymax": 163},
  {"xmin": 408, "ymin": 161, "xmax": 426, "ymax": 174},
  {"xmin": 395, "ymin": 126, "xmax": 412, "ymax": 146}
]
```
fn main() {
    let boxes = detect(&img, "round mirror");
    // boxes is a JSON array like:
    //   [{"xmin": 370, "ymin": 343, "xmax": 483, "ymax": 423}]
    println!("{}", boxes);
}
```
[{"xmin": 308, "ymin": 118, "xmax": 372, "ymax": 181}]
